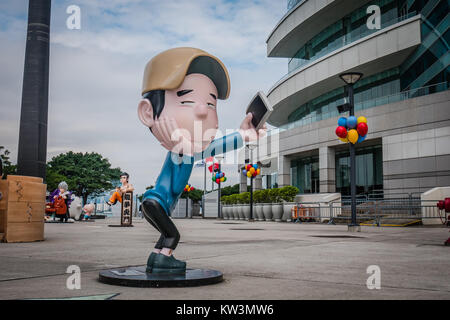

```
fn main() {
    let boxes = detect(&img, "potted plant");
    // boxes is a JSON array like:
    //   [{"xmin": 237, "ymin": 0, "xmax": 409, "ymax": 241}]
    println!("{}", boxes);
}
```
[
  {"xmin": 231, "ymin": 194, "xmax": 240, "ymax": 220},
  {"xmin": 270, "ymin": 188, "xmax": 283, "ymax": 221},
  {"xmin": 240, "ymin": 192, "xmax": 250, "ymax": 220},
  {"xmin": 253, "ymin": 190, "xmax": 264, "ymax": 221},
  {"xmin": 280, "ymin": 186, "xmax": 299, "ymax": 222},
  {"xmin": 221, "ymin": 195, "xmax": 229, "ymax": 219},
  {"xmin": 261, "ymin": 189, "xmax": 273, "ymax": 221}
]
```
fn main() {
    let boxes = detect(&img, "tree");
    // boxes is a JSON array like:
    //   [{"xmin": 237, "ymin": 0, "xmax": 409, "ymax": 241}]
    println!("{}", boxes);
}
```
[
  {"xmin": 46, "ymin": 151, "xmax": 122, "ymax": 204},
  {"xmin": 0, "ymin": 146, "xmax": 17, "ymax": 179},
  {"xmin": 220, "ymin": 183, "xmax": 240, "ymax": 196}
]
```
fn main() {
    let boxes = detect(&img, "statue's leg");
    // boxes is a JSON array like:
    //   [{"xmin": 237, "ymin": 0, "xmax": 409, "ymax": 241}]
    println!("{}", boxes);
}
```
[
  {"xmin": 142, "ymin": 198, "xmax": 186, "ymax": 273},
  {"xmin": 142, "ymin": 199, "xmax": 180, "ymax": 249}
]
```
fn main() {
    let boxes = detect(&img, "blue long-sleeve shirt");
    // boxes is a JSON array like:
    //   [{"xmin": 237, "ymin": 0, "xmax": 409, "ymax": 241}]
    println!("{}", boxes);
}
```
[{"xmin": 143, "ymin": 131, "xmax": 243, "ymax": 215}]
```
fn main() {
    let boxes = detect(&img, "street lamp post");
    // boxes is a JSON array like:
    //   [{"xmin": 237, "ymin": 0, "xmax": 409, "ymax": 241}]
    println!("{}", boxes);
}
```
[
  {"xmin": 339, "ymin": 72, "xmax": 363, "ymax": 231},
  {"xmin": 216, "ymin": 155, "xmax": 224, "ymax": 219},
  {"xmin": 246, "ymin": 143, "xmax": 257, "ymax": 221}
]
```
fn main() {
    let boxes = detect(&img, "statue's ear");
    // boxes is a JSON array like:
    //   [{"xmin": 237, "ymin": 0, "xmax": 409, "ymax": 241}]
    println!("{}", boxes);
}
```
[{"xmin": 138, "ymin": 98, "xmax": 154, "ymax": 128}]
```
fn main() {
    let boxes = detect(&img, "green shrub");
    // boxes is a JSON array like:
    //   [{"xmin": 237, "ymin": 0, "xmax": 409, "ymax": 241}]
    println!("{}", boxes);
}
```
[
  {"xmin": 269, "ymin": 188, "xmax": 282, "ymax": 203},
  {"xmin": 221, "ymin": 195, "xmax": 230, "ymax": 205},
  {"xmin": 240, "ymin": 192, "xmax": 250, "ymax": 204},
  {"xmin": 279, "ymin": 186, "xmax": 299, "ymax": 202},
  {"xmin": 260, "ymin": 189, "xmax": 271, "ymax": 203},
  {"xmin": 253, "ymin": 190, "xmax": 262, "ymax": 204},
  {"xmin": 228, "ymin": 194, "xmax": 238, "ymax": 204}
]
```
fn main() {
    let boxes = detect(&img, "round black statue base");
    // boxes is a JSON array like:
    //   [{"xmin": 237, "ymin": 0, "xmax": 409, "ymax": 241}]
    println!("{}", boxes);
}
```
[
  {"xmin": 98, "ymin": 266, "xmax": 223, "ymax": 288},
  {"xmin": 108, "ymin": 224, "xmax": 134, "ymax": 227}
]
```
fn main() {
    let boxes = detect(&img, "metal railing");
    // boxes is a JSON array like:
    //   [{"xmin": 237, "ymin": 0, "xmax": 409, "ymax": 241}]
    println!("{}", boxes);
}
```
[
  {"xmin": 287, "ymin": 13, "xmax": 417, "ymax": 74},
  {"xmin": 290, "ymin": 199, "xmax": 446, "ymax": 226}
]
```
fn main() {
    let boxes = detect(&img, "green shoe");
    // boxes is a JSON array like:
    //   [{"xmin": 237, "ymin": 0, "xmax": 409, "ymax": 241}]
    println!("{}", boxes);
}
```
[
  {"xmin": 152, "ymin": 253, "xmax": 186, "ymax": 274},
  {"xmin": 146, "ymin": 252, "xmax": 158, "ymax": 273}
]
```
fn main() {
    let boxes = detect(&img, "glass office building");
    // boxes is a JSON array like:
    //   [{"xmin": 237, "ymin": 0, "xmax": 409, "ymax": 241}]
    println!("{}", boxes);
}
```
[{"xmin": 251, "ymin": 0, "xmax": 450, "ymax": 197}]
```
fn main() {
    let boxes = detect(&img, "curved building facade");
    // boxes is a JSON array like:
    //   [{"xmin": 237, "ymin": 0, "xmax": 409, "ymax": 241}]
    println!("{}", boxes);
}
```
[{"xmin": 252, "ymin": 0, "xmax": 450, "ymax": 197}]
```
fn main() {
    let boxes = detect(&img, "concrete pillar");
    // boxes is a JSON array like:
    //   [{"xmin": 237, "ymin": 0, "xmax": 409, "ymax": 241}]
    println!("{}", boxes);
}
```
[
  {"xmin": 254, "ymin": 175, "xmax": 263, "ymax": 190},
  {"xmin": 319, "ymin": 146, "xmax": 336, "ymax": 193},
  {"xmin": 17, "ymin": 0, "xmax": 51, "ymax": 179},
  {"xmin": 239, "ymin": 166, "xmax": 247, "ymax": 193},
  {"xmin": 277, "ymin": 155, "xmax": 291, "ymax": 187}
]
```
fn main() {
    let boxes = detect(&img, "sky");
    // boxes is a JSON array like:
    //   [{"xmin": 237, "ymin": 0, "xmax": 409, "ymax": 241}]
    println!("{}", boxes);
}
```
[{"xmin": 0, "ymin": 0, "xmax": 287, "ymax": 195}]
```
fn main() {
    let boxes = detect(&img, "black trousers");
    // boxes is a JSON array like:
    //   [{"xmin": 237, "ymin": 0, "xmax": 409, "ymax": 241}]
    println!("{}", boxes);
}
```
[{"xmin": 142, "ymin": 199, "xmax": 180, "ymax": 250}]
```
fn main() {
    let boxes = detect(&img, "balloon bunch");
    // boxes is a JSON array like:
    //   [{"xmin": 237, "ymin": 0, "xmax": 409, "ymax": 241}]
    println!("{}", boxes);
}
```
[
  {"xmin": 242, "ymin": 164, "xmax": 261, "ymax": 178},
  {"xmin": 335, "ymin": 116, "xmax": 368, "ymax": 144},
  {"xmin": 212, "ymin": 169, "xmax": 227, "ymax": 184},
  {"xmin": 184, "ymin": 184, "xmax": 194, "ymax": 192}
]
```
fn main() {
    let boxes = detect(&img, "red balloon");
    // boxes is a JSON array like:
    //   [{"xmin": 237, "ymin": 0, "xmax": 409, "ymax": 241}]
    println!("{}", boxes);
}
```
[
  {"xmin": 216, "ymin": 178, "xmax": 220, "ymax": 183},
  {"xmin": 356, "ymin": 122, "xmax": 368, "ymax": 136},
  {"xmin": 335, "ymin": 126, "xmax": 348, "ymax": 138}
]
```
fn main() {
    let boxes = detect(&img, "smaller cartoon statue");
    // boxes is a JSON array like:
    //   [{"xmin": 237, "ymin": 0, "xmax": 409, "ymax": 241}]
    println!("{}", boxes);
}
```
[
  {"xmin": 81, "ymin": 203, "xmax": 95, "ymax": 221},
  {"xmin": 106, "ymin": 172, "xmax": 134, "ymax": 206},
  {"xmin": 48, "ymin": 181, "xmax": 73, "ymax": 222}
]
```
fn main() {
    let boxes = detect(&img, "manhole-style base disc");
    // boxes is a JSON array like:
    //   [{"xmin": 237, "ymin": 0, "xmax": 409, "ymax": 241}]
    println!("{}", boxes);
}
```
[
  {"xmin": 99, "ymin": 266, "xmax": 223, "ymax": 288},
  {"xmin": 310, "ymin": 235, "xmax": 365, "ymax": 238},
  {"xmin": 108, "ymin": 225, "xmax": 134, "ymax": 227}
]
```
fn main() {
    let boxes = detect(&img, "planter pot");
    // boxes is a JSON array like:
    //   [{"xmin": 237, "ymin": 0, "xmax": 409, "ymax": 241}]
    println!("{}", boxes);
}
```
[
  {"xmin": 262, "ymin": 204, "xmax": 273, "ymax": 221},
  {"xmin": 238, "ymin": 205, "xmax": 246, "ymax": 220},
  {"xmin": 242, "ymin": 204, "xmax": 250, "ymax": 220},
  {"xmin": 272, "ymin": 203, "xmax": 283, "ymax": 221},
  {"xmin": 254, "ymin": 204, "xmax": 264, "ymax": 221},
  {"xmin": 233, "ymin": 205, "xmax": 240, "ymax": 220},
  {"xmin": 282, "ymin": 202, "xmax": 296, "ymax": 222},
  {"xmin": 223, "ymin": 206, "xmax": 229, "ymax": 219},
  {"xmin": 226, "ymin": 206, "xmax": 232, "ymax": 219}
]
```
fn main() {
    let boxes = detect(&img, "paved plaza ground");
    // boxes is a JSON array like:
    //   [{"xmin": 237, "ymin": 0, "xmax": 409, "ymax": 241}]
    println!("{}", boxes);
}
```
[{"xmin": 0, "ymin": 217, "xmax": 449, "ymax": 300}]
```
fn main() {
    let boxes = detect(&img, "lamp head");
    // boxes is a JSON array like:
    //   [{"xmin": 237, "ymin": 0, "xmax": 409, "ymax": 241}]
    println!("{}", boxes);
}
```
[{"xmin": 339, "ymin": 72, "xmax": 363, "ymax": 85}]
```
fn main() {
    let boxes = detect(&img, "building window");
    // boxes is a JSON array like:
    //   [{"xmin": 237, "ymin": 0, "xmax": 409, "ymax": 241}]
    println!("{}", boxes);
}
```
[
  {"xmin": 290, "ymin": 156, "xmax": 319, "ymax": 194},
  {"xmin": 335, "ymin": 145, "xmax": 383, "ymax": 196},
  {"xmin": 263, "ymin": 173, "xmax": 279, "ymax": 189}
]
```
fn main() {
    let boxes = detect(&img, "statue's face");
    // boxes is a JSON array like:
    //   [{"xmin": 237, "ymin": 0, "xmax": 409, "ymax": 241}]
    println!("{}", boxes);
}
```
[
  {"xmin": 159, "ymin": 73, "xmax": 219, "ymax": 153},
  {"xmin": 120, "ymin": 175, "xmax": 128, "ymax": 184},
  {"xmin": 59, "ymin": 188, "xmax": 66, "ymax": 193}
]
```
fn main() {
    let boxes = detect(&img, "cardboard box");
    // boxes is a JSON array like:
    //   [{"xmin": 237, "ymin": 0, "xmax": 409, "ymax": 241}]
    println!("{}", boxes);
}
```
[{"xmin": 0, "ymin": 175, "xmax": 46, "ymax": 242}]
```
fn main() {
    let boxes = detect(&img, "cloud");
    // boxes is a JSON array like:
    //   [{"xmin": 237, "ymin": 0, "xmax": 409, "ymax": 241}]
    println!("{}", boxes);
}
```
[{"xmin": 0, "ymin": 0, "xmax": 286, "ymax": 194}]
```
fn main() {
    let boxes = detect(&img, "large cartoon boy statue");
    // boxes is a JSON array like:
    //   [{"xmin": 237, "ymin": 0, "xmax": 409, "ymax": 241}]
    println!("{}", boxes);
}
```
[{"xmin": 138, "ymin": 47, "xmax": 266, "ymax": 274}]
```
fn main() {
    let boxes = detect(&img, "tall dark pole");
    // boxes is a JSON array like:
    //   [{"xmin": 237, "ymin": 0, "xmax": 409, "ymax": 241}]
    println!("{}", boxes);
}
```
[
  {"xmin": 348, "ymin": 84, "xmax": 357, "ymax": 226},
  {"xmin": 249, "ymin": 177, "xmax": 254, "ymax": 221},
  {"xmin": 218, "ymin": 162, "xmax": 222, "ymax": 219},
  {"xmin": 17, "ymin": 0, "xmax": 51, "ymax": 179}
]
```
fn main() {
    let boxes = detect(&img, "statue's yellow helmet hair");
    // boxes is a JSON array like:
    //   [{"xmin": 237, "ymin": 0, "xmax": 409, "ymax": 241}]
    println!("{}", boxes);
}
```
[{"xmin": 142, "ymin": 47, "xmax": 231, "ymax": 99}]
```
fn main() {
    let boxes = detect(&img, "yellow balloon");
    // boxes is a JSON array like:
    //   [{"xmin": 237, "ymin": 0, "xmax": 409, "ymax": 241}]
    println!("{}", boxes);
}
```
[
  {"xmin": 357, "ymin": 116, "xmax": 367, "ymax": 124},
  {"xmin": 348, "ymin": 129, "xmax": 359, "ymax": 144},
  {"xmin": 247, "ymin": 172, "xmax": 252, "ymax": 178},
  {"xmin": 339, "ymin": 137, "xmax": 348, "ymax": 143}
]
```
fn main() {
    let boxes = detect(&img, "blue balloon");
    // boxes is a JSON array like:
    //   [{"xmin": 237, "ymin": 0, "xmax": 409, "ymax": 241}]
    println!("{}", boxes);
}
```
[
  {"xmin": 243, "ymin": 170, "xmax": 247, "ymax": 175},
  {"xmin": 338, "ymin": 117, "xmax": 347, "ymax": 127},
  {"xmin": 347, "ymin": 116, "xmax": 357, "ymax": 129},
  {"xmin": 253, "ymin": 164, "xmax": 258, "ymax": 170},
  {"xmin": 357, "ymin": 135, "xmax": 366, "ymax": 143}
]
